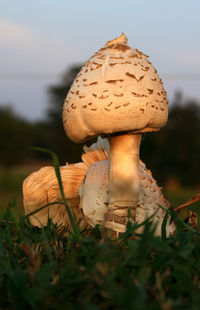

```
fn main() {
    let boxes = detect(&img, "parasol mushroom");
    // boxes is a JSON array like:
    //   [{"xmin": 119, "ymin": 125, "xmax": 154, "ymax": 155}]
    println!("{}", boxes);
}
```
[
  {"xmin": 23, "ymin": 137, "xmax": 175, "ymax": 236},
  {"xmin": 63, "ymin": 33, "xmax": 168, "ymax": 232}
]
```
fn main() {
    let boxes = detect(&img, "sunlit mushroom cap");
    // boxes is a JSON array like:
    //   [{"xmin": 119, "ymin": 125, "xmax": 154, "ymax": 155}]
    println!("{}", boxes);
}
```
[
  {"xmin": 63, "ymin": 33, "xmax": 168, "ymax": 143},
  {"xmin": 23, "ymin": 163, "xmax": 87, "ymax": 229}
]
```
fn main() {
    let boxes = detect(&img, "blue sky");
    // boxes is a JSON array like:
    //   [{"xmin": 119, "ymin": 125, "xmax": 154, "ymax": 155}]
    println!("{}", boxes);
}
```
[{"xmin": 0, "ymin": 0, "xmax": 200, "ymax": 120}]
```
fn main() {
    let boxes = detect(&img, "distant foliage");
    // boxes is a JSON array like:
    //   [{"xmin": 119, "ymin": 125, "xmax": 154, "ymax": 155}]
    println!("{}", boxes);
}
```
[
  {"xmin": 0, "ymin": 106, "xmax": 35, "ymax": 165},
  {"xmin": 141, "ymin": 92, "xmax": 200, "ymax": 186}
]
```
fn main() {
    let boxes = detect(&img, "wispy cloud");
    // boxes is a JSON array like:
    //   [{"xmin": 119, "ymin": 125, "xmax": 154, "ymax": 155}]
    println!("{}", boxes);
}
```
[
  {"xmin": 0, "ymin": 18, "xmax": 84, "ymax": 74},
  {"xmin": 0, "ymin": 19, "xmax": 34, "ymax": 48}
]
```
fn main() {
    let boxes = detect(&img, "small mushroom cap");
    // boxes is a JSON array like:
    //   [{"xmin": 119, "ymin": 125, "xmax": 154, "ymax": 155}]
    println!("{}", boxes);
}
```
[
  {"xmin": 63, "ymin": 33, "xmax": 168, "ymax": 143},
  {"xmin": 23, "ymin": 164, "xmax": 87, "ymax": 229}
]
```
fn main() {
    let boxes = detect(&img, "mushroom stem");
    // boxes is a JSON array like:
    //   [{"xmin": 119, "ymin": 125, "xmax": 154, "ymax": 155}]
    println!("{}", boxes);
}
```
[{"xmin": 105, "ymin": 133, "xmax": 142, "ymax": 232}]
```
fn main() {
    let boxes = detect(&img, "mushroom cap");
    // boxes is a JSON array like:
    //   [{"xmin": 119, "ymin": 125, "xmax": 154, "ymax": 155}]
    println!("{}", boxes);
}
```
[
  {"xmin": 79, "ymin": 159, "xmax": 176, "ymax": 236},
  {"xmin": 63, "ymin": 33, "xmax": 168, "ymax": 143},
  {"xmin": 23, "ymin": 164, "xmax": 87, "ymax": 229}
]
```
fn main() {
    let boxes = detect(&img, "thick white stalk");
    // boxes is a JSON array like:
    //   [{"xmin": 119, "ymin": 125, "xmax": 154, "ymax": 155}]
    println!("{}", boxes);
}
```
[{"xmin": 105, "ymin": 134, "xmax": 142, "ymax": 232}]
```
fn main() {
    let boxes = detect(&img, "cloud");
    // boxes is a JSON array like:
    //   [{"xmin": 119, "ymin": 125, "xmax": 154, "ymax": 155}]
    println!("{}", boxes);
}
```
[
  {"xmin": 0, "ymin": 18, "xmax": 85, "ymax": 74},
  {"xmin": 0, "ymin": 19, "xmax": 34, "ymax": 48}
]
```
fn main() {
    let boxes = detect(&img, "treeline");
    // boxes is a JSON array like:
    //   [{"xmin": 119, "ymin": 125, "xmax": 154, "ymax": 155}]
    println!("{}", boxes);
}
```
[
  {"xmin": 141, "ymin": 92, "xmax": 200, "ymax": 187},
  {"xmin": 1, "ymin": 66, "xmax": 200, "ymax": 187}
]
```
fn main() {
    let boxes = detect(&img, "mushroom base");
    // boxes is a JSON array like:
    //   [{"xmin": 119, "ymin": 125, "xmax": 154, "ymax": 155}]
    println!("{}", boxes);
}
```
[{"xmin": 105, "ymin": 203, "xmax": 135, "ymax": 232}]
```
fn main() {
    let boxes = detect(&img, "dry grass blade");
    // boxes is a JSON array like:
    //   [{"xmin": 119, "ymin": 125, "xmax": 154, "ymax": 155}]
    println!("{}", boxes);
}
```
[{"xmin": 174, "ymin": 193, "xmax": 200, "ymax": 212}]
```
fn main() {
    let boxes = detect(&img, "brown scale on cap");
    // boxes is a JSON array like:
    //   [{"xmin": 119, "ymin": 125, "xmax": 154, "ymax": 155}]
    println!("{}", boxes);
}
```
[
  {"xmin": 97, "ymin": 55, "xmax": 106, "ymax": 59},
  {"xmin": 89, "ymin": 82, "xmax": 98, "ymax": 86},
  {"xmin": 99, "ymin": 94, "xmax": 109, "ymax": 99},
  {"xmin": 70, "ymin": 103, "xmax": 76, "ymax": 109},
  {"xmin": 112, "ymin": 44, "xmax": 130, "ymax": 52},
  {"xmin": 114, "ymin": 93, "xmax": 123, "ymax": 97},
  {"xmin": 126, "ymin": 72, "xmax": 144, "ymax": 81},
  {"xmin": 105, "ymin": 79, "xmax": 124, "ymax": 84},
  {"xmin": 109, "ymin": 63, "xmax": 117, "ymax": 67},
  {"xmin": 110, "ymin": 56, "xmax": 124, "ymax": 60},
  {"xmin": 141, "ymin": 66, "xmax": 150, "ymax": 72},
  {"xmin": 132, "ymin": 92, "xmax": 147, "ymax": 98},
  {"xmin": 121, "ymin": 61, "xmax": 131, "ymax": 65}
]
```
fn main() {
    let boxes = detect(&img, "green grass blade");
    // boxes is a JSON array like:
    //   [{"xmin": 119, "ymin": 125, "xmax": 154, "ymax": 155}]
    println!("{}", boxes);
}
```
[
  {"xmin": 31, "ymin": 147, "xmax": 80, "ymax": 238},
  {"xmin": 24, "ymin": 201, "xmax": 65, "ymax": 219}
]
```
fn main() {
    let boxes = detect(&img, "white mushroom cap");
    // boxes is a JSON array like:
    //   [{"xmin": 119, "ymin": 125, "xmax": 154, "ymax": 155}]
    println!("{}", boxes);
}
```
[
  {"xmin": 80, "ymin": 159, "xmax": 175, "ymax": 236},
  {"xmin": 79, "ymin": 160, "xmax": 109, "ymax": 227},
  {"xmin": 63, "ymin": 33, "xmax": 168, "ymax": 143}
]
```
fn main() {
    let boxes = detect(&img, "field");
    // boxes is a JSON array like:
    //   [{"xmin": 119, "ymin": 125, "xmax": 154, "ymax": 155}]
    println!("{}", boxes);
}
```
[
  {"xmin": 0, "ymin": 166, "xmax": 199, "ymax": 218},
  {"xmin": 0, "ymin": 167, "xmax": 27, "ymax": 215},
  {"xmin": 0, "ymin": 164, "xmax": 51, "ymax": 216},
  {"xmin": 0, "ymin": 165, "xmax": 200, "ymax": 309}
]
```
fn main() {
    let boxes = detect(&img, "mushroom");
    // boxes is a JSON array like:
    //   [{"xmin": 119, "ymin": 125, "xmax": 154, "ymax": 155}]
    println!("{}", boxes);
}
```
[
  {"xmin": 23, "ymin": 137, "xmax": 175, "ymax": 237},
  {"xmin": 63, "ymin": 33, "xmax": 168, "ymax": 232},
  {"xmin": 23, "ymin": 163, "xmax": 88, "ymax": 230}
]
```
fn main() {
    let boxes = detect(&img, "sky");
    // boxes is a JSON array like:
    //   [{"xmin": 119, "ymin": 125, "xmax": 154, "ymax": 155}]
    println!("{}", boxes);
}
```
[{"xmin": 0, "ymin": 0, "xmax": 200, "ymax": 121}]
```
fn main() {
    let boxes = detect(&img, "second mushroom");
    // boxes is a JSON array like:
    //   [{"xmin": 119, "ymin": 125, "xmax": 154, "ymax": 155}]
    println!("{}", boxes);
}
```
[{"xmin": 63, "ymin": 33, "xmax": 168, "ymax": 233}]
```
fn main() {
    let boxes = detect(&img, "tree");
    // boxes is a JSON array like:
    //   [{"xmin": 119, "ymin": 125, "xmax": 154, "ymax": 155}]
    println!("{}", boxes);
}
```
[
  {"xmin": 0, "ymin": 106, "xmax": 35, "ymax": 165},
  {"xmin": 141, "ymin": 92, "xmax": 200, "ymax": 186}
]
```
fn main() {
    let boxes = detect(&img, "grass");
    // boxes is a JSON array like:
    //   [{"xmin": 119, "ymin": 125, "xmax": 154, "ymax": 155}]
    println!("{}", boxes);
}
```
[
  {"xmin": 0, "ymin": 166, "xmax": 29, "ymax": 216},
  {"xmin": 1, "ymin": 158, "xmax": 200, "ymax": 309},
  {"xmin": 1, "ymin": 203, "xmax": 200, "ymax": 309},
  {"xmin": 164, "ymin": 187, "xmax": 200, "ymax": 222}
]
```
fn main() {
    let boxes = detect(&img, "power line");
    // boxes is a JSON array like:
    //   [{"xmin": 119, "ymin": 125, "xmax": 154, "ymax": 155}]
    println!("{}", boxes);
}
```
[
  {"xmin": 0, "ymin": 73, "xmax": 59, "ymax": 81},
  {"xmin": 0, "ymin": 73, "xmax": 200, "ymax": 81},
  {"xmin": 162, "ymin": 74, "xmax": 200, "ymax": 81}
]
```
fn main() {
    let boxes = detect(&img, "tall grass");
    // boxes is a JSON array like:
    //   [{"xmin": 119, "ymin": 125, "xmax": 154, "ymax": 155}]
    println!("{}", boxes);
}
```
[{"xmin": 1, "ymin": 151, "xmax": 200, "ymax": 309}]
